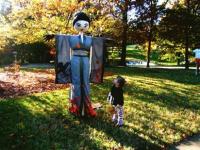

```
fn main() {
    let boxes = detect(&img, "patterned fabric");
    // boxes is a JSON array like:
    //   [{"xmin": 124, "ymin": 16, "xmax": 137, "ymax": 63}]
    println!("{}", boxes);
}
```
[
  {"xmin": 69, "ymin": 35, "xmax": 92, "ymax": 51},
  {"xmin": 69, "ymin": 56, "xmax": 96, "ymax": 116},
  {"xmin": 112, "ymin": 105, "xmax": 123, "ymax": 126},
  {"xmin": 56, "ymin": 62, "xmax": 71, "ymax": 83},
  {"xmin": 55, "ymin": 35, "xmax": 71, "ymax": 83},
  {"xmin": 55, "ymin": 34, "xmax": 104, "ymax": 117},
  {"xmin": 72, "ymin": 50, "xmax": 89, "ymax": 56},
  {"xmin": 90, "ymin": 37, "xmax": 104, "ymax": 83},
  {"xmin": 55, "ymin": 34, "xmax": 104, "ymax": 84}
]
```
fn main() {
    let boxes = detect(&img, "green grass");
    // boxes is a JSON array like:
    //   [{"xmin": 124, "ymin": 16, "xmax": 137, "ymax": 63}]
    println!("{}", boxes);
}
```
[
  {"xmin": 0, "ymin": 67, "xmax": 200, "ymax": 149},
  {"xmin": 20, "ymin": 64, "xmax": 54, "ymax": 72},
  {"xmin": 126, "ymin": 45, "xmax": 146, "ymax": 61},
  {"xmin": 154, "ymin": 62, "xmax": 178, "ymax": 66},
  {"xmin": 126, "ymin": 45, "xmax": 178, "ymax": 66},
  {"xmin": 124, "ymin": 45, "xmax": 193, "ymax": 67}
]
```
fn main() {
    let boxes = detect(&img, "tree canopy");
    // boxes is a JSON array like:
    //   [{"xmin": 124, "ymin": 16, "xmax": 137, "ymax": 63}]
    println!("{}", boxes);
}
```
[{"xmin": 0, "ymin": 0, "xmax": 200, "ymax": 68}]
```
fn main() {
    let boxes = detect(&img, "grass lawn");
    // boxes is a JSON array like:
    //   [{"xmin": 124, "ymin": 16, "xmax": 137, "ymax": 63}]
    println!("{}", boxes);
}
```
[
  {"xmin": 0, "ymin": 67, "xmax": 200, "ymax": 149},
  {"xmin": 125, "ymin": 45, "xmax": 194, "ymax": 67},
  {"xmin": 126, "ymin": 45, "xmax": 146, "ymax": 61}
]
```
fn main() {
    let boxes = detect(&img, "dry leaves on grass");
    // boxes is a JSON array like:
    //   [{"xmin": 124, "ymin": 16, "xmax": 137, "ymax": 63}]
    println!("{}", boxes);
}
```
[{"xmin": 0, "ymin": 70, "xmax": 68, "ymax": 99}]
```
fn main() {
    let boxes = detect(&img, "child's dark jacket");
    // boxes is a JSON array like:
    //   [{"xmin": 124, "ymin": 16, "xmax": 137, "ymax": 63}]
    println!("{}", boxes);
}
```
[{"xmin": 111, "ymin": 86, "xmax": 124, "ymax": 106}]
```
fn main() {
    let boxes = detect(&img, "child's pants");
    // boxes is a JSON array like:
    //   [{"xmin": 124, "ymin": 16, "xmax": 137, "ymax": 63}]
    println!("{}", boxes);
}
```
[{"xmin": 112, "ymin": 105, "xmax": 123, "ymax": 125}]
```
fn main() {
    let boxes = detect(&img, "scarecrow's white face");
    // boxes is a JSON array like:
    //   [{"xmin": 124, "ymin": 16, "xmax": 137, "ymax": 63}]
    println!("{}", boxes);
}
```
[{"xmin": 74, "ymin": 20, "xmax": 89, "ymax": 33}]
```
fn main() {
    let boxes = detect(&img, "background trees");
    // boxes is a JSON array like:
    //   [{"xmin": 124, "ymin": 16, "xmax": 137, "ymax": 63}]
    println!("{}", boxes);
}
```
[
  {"xmin": 0, "ymin": 0, "xmax": 200, "ymax": 68},
  {"xmin": 130, "ymin": 0, "xmax": 169, "ymax": 67},
  {"xmin": 159, "ymin": 0, "xmax": 200, "ymax": 69}
]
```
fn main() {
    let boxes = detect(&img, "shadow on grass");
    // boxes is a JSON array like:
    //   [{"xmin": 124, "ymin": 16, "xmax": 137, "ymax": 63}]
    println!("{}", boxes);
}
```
[
  {"xmin": 0, "ymin": 94, "xmax": 162, "ymax": 150},
  {"xmin": 0, "ymin": 98, "xmax": 101, "ymax": 150},
  {"xmin": 125, "ymin": 103, "xmax": 194, "ymax": 143},
  {"xmin": 124, "ymin": 80, "xmax": 200, "ymax": 111},
  {"xmin": 105, "ymin": 67, "xmax": 200, "ymax": 85},
  {"xmin": 83, "ymin": 114, "xmax": 163, "ymax": 150}
]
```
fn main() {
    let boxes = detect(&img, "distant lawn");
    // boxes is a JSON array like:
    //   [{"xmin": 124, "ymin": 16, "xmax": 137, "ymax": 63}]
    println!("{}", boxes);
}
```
[
  {"xmin": 20, "ymin": 64, "xmax": 54, "ymax": 72},
  {"xmin": 126, "ymin": 45, "xmax": 146, "ymax": 61},
  {"xmin": 0, "ymin": 67, "xmax": 200, "ymax": 149},
  {"xmin": 125, "ymin": 45, "xmax": 190, "ymax": 66}
]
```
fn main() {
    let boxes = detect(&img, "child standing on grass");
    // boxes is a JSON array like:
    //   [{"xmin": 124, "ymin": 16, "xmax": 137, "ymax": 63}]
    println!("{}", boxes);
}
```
[{"xmin": 107, "ymin": 76, "xmax": 126, "ymax": 127}]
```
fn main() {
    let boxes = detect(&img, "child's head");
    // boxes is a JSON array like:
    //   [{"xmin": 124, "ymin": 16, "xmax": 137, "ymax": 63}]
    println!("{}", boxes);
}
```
[{"xmin": 113, "ymin": 76, "xmax": 126, "ymax": 88}]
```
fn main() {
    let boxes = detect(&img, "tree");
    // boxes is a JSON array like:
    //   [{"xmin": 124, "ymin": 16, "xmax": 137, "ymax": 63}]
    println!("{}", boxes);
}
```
[
  {"xmin": 0, "ymin": 0, "xmax": 83, "ymax": 64},
  {"xmin": 156, "ymin": 39, "xmax": 185, "ymax": 65},
  {"xmin": 159, "ymin": 0, "xmax": 200, "ymax": 69},
  {"xmin": 0, "ymin": 0, "xmax": 12, "ymax": 51},
  {"xmin": 112, "ymin": 0, "xmax": 134, "ymax": 66},
  {"xmin": 6, "ymin": 0, "xmax": 82, "ymax": 44},
  {"xmin": 2, "ymin": 0, "xmax": 137, "ymax": 65},
  {"xmin": 131, "ymin": 0, "xmax": 169, "ymax": 67}
]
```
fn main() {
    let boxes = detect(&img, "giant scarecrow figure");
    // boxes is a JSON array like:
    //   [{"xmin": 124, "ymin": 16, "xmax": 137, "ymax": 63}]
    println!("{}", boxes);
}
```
[{"xmin": 49, "ymin": 12, "xmax": 104, "ymax": 117}]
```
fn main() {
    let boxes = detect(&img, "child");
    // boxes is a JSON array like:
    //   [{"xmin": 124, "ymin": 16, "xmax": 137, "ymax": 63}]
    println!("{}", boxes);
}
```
[{"xmin": 107, "ymin": 76, "xmax": 126, "ymax": 127}]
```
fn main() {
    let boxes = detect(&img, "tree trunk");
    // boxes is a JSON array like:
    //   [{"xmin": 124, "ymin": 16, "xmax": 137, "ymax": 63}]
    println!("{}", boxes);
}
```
[
  {"xmin": 185, "ymin": 0, "xmax": 190, "ymax": 70},
  {"xmin": 196, "ymin": 63, "xmax": 199, "ymax": 75},
  {"xmin": 176, "ymin": 52, "xmax": 181, "ymax": 66},
  {"xmin": 185, "ymin": 32, "xmax": 189, "ymax": 69},
  {"xmin": 147, "ymin": 34, "xmax": 152, "ymax": 68},
  {"xmin": 120, "ymin": 25, "xmax": 128, "ymax": 66},
  {"xmin": 147, "ymin": 19, "xmax": 153, "ymax": 68},
  {"xmin": 120, "ymin": 5, "xmax": 128, "ymax": 66},
  {"xmin": 146, "ymin": 0, "xmax": 155, "ymax": 68},
  {"xmin": 177, "ymin": 59, "xmax": 180, "ymax": 66}
]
